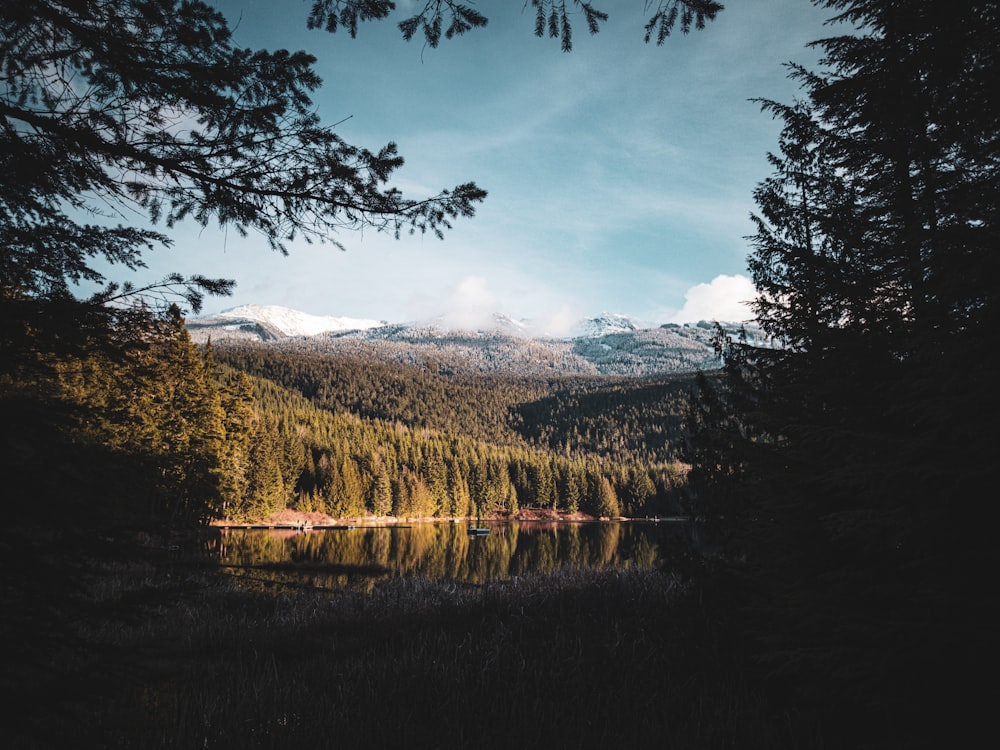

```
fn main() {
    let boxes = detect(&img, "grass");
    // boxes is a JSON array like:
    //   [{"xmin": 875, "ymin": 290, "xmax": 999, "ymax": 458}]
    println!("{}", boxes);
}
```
[
  {"xmin": 5, "ymin": 527, "xmax": 983, "ymax": 749},
  {"xmin": 1, "ymin": 533, "xmax": 808, "ymax": 750}
]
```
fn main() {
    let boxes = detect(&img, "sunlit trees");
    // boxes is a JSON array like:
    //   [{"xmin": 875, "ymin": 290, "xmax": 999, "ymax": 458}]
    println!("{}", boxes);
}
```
[
  {"xmin": 336, "ymin": 456, "xmax": 367, "ymax": 517},
  {"xmin": 215, "ymin": 370, "xmax": 255, "ymax": 517},
  {"xmin": 3, "ymin": 0, "xmax": 722, "ymax": 527},
  {"xmin": 445, "ymin": 456, "xmax": 473, "ymax": 517},
  {"xmin": 152, "ymin": 309, "xmax": 228, "ymax": 520},
  {"xmin": 370, "ymin": 462, "xmax": 394, "ymax": 516},
  {"xmin": 0, "ymin": 0, "xmax": 487, "ymax": 525},
  {"xmin": 37, "ymin": 305, "xmax": 235, "ymax": 521},
  {"xmin": 592, "ymin": 475, "xmax": 620, "ymax": 518}
]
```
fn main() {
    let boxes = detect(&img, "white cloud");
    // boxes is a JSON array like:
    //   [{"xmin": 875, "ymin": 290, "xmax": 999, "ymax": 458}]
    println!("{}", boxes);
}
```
[
  {"xmin": 441, "ymin": 275, "xmax": 498, "ymax": 329},
  {"xmin": 532, "ymin": 302, "xmax": 582, "ymax": 337},
  {"xmin": 670, "ymin": 274, "xmax": 757, "ymax": 324}
]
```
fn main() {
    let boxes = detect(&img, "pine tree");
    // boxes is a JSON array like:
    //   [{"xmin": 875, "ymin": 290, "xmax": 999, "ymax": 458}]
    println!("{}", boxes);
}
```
[
  {"xmin": 1, "ymin": 0, "xmax": 485, "ymax": 321},
  {"xmin": 370, "ymin": 463, "xmax": 393, "ymax": 517},
  {"xmin": 594, "ymin": 476, "xmax": 620, "ymax": 519},
  {"xmin": 155, "ymin": 309, "xmax": 228, "ymax": 521},
  {"xmin": 243, "ymin": 414, "xmax": 287, "ymax": 519},
  {"xmin": 338, "ymin": 456, "xmax": 366, "ymax": 518},
  {"xmin": 692, "ymin": 0, "xmax": 1000, "ymax": 558},
  {"xmin": 446, "ymin": 457, "xmax": 473, "ymax": 517},
  {"xmin": 686, "ymin": 3, "xmax": 999, "ymax": 744},
  {"xmin": 623, "ymin": 465, "xmax": 655, "ymax": 516}
]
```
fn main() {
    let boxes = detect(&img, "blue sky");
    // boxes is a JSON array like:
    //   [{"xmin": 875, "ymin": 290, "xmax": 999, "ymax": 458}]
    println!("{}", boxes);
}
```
[{"xmin": 118, "ymin": 0, "xmax": 832, "ymax": 327}]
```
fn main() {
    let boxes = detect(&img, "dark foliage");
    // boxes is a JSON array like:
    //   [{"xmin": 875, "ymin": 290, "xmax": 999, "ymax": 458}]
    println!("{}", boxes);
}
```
[
  {"xmin": 1, "ymin": 0, "xmax": 485, "ymax": 365},
  {"xmin": 685, "ymin": 2, "xmax": 1000, "ymax": 746},
  {"xmin": 515, "ymin": 374, "xmax": 694, "ymax": 464},
  {"xmin": 307, "ymin": 0, "xmax": 722, "ymax": 51},
  {"xmin": 3, "ymin": 560, "xmax": 792, "ymax": 750}
]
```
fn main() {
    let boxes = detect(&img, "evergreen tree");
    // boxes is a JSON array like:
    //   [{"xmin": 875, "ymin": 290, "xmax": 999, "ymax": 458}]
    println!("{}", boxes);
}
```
[
  {"xmin": 686, "ymin": 2, "xmax": 999, "ymax": 744},
  {"xmin": 144, "ymin": 308, "xmax": 224, "ymax": 520},
  {"xmin": 338, "ymin": 456, "xmax": 367, "ymax": 518},
  {"xmin": 505, "ymin": 482, "xmax": 520, "ymax": 515},
  {"xmin": 370, "ymin": 463, "xmax": 393, "ymax": 517},
  {"xmin": 594, "ymin": 476, "xmax": 620, "ymax": 518},
  {"xmin": 446, "ymin": 456, "xmax": 473, "ymax": 517},
  {"xmin": 529, "ymin": 458, "xmax": 557, "ymax": 510},
  {"xmin": 390, "ymin": 471, "xmax": 409, "ymax": 518},
  {"xmin": 308, "ymin": 0, "xmax": 722, "ymax": 51},
  {"xmin": 623, "ymin": 465, "xmax": 655, "ymax": 516},
  {"xmin": 692, "ymin": 0, "xmax": 1000, "ymax": 559},
  {"xmin": 243, "ymin": 414, "xmax": 287, "ymax": 519},
  {"xmin": 1, "ymin": 0, "xmax": 484, "ymax": 319}
]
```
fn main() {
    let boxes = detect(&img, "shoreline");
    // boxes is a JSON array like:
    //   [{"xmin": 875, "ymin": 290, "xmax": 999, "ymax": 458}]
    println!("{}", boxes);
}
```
[{"xmin": 210, "ymin": 507, "xmax": 607, "ymax": 529}]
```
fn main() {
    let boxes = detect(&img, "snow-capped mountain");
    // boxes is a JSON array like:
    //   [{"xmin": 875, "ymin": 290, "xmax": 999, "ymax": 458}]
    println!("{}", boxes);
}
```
[
  {"xmin": 186, "ymin": 304, "xmax": 383, "ymax": 342},
  {"xmin": 573, "ymin": 312, "xmax": 642, "ymax": 338},
  {"xmin": 186, "ymin": 304, "xmax": 765, "ymax": 376}
]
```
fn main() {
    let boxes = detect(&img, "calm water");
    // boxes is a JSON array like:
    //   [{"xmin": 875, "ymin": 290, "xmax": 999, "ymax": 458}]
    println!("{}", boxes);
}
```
[{"xmin": 209, "ymin": 521, "xmax": 690, "ymax": 590}]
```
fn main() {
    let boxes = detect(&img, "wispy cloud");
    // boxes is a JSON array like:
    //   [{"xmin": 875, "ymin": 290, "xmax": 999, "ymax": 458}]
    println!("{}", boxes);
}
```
[{"xmin": 111, "ymin": 0, "xmax": 829, "ymax": 327}]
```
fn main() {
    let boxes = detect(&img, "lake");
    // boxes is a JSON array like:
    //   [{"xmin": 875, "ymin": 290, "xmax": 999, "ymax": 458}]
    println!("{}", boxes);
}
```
[{"xmin": 209, "ymin": 520, "xmax": 691, "ymax": 591}]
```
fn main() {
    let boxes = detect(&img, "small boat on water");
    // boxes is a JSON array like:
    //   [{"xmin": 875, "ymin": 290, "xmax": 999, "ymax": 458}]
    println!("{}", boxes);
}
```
[{"xmin": 468, "ymin": 527, "xmax": 491, "ymax": 537}]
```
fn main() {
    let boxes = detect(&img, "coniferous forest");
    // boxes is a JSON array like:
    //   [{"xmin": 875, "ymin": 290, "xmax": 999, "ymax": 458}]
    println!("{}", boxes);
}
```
[
  {"xmin": 2, "ymin": 312, "xmax": 693, "ymax": 525},
  {"xmin": 2, "ymin": 1, "xmax": 997, "ymax": 748}
]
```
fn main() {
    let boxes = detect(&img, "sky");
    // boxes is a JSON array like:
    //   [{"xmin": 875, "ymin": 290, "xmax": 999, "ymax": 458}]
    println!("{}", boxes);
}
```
[{"xmin": 103, "ymin": 0, "xmax": 833, "ymax": 329}]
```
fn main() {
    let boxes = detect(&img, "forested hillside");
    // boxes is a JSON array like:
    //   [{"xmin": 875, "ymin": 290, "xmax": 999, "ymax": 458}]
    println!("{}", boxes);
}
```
[
  {"xmin": 514, "ymin": 377, "xmax": 693, "ymax": 464},
  {"xmin": 3, "ymin": 310, "xmax": 692, "ymax": 526},
  {"xmin": 188, "ymin": 307, "xmax": 738, "ymax": 376},
  {"xmin": 212, "ymin": 342, "xmax": 693, "ymax": 521},
  {"xmin": 212, "ymin": 343, "xmax": 693, "ymax": 461},
  {"xmin": 211, "ymin": 343, "xmax": 548, "ymax": 446}
]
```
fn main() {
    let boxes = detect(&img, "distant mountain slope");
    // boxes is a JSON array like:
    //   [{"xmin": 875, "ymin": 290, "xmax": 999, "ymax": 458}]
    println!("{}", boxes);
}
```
[
  {"xmin": 189, "ymin": 305, "xmax": 770, "ymax": 376},
  {"xmin": 187, "ymin": 304, "xmax": 383, "ymax": 341}
]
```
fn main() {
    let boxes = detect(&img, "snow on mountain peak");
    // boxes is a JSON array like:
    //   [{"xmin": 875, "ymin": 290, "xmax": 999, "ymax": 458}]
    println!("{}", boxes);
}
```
[
  {"xmin": 212, "ymin": 304, "xmax": 383, "ymax": 337},
  {"xmin": 574, "ymin": 312, "xmax": 642, "ymax": 338},
  {"xmin": 186, "ymin": 304, "xmax": 762, "ymax": 375},
  {"xmin": 188, "ymin": 305, "xmax": 764, "ymax": 356},
  {"xmin": 490, "ymin": 312, "xmax": 532, "ymax": 334}
]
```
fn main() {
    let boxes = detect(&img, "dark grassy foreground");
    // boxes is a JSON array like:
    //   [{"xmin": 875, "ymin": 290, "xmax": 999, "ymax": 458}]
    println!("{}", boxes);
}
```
[
  {"xmin": 2, "ymin": 530, "xmax": 803, "ymax": 750},
  {"xmin": 3, "ymin": 528, "xmax": 987, "ymax": 749}
]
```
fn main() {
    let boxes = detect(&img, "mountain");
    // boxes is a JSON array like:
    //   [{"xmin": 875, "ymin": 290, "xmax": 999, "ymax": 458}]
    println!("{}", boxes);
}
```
[
  {"xmin": 186, "ymin": 304, "xmax": 383, "ymax": 341},
  {"xmin": 187, "ymin": 304, "xmax": 768, "ymax": 376},
  {"xmin": 573, "ymin": 312, "xmax": 641, "ymax": 338}
]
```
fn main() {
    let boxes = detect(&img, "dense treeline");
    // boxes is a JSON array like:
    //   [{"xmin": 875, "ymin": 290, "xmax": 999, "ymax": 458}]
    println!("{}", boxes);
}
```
[
  {"xmin": 213, "ymin": 344, "xmax": 689, "ymax": 521},
  {"xmin": 2, "ymin": 303, "xmax": 690, "ymax": 525},
  {"xmin": 515, "ymin": 376, "xmax": 693, "ymax": 464},
  {"xmin": 3, "ymin": 307, "xmax": 261, "ymax": 525},
  {"xmin": 213, "ymin": 344, "xmax": 693, "ymax": 463},
  {"xmin": 211, "ymin": 343, "xmax": 547, "ymax": 446}
]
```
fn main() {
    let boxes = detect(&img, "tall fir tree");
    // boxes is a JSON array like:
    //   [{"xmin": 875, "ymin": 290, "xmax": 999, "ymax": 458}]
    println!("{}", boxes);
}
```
[{"xmin": 686, "ymin": 2, "xmax": 999, "ymax": 744}]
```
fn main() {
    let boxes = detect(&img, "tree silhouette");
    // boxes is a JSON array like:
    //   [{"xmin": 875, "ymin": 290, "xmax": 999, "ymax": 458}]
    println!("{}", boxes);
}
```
[
  {"xmin": 690, "ymin": 0, "xmax": 999, "ymax": 562},
  {"xmin": 685, "ymin": 1, "xmax": 998, "ymax": 743},
  {"xmin": 1, "ymin": 0, "xmax": 486, "ymax": 320},
  {"xmin": 307, "ymin": 1, "xmax": 723, "ymax": 50}
]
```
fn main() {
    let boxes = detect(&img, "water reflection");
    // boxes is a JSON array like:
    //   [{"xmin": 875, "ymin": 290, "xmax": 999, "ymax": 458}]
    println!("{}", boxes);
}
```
[{"xmin": 209, "ymin": 521, "xmax": 684, "ymax": 591}]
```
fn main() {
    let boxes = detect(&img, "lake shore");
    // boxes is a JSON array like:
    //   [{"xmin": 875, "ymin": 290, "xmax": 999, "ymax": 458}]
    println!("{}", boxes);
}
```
[{"xmin": 210, "ymin": 506, "xmax": 601, "ymax": 528}]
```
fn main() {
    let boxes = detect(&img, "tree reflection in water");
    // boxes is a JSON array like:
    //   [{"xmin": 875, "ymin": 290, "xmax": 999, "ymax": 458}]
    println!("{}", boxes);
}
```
[{"xmin": 210, "ymin": 521, "xmax": 683, "ymax": 591}]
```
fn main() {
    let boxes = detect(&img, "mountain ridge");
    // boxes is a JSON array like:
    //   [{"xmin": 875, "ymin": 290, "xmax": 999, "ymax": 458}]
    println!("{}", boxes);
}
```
[{"xmin": 188, "ymin": 304, "xmax": 768, "ymax": 377}]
